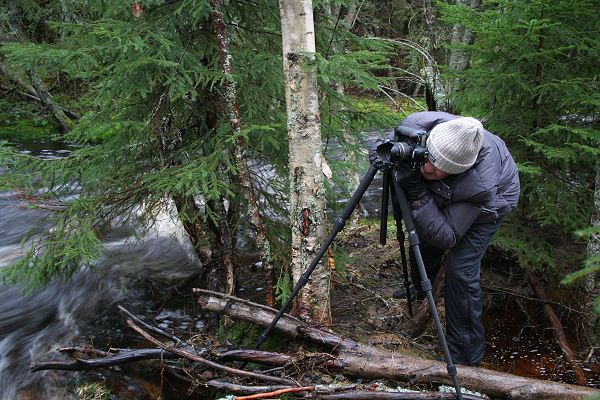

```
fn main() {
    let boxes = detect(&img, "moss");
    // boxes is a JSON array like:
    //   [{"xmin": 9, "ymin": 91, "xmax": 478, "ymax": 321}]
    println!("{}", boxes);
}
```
[
  {"xmin": 0, "ymin": 98, "xmax": 60, "ymax": 141},
  {"xmin": 216, "ymin": 320, "xmax": 289, "ymax": 353}
]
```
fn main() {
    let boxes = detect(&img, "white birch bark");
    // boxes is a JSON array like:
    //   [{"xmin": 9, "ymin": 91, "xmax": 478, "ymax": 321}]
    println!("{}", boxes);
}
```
[
  {"xmin": 280, "ymin": 0, "xmax": 331, "ymax": 323},
  {"xmin": 422, "ymin": 0, "xmax": 448, "ymax": 111},
  {"xmin": 445, "ymin": 0, "xmax": 481, "ymax": 97}
]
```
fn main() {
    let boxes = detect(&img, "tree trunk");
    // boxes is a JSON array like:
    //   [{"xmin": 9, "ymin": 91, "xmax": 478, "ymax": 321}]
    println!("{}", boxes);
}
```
[
  {"xmin": 150, "ymin": 92, "xmax": 212, "ymax": 270},
  {"xmin": 443, "ymin": 0, "xmax": 480, "ymax": 109},
  {"xmin": 0, "ymin": 59, "xmax": 37, "ymax": 97},
  {"xmin": 421, "ymin": 0, "xmax": 447, "ymax": 112},
  {"xmin": 26, "ymin": 70, "xmax": 74, "ymax": 133},
  {"xmin": 323, "ymin": 1, "xmax": 366, "ymax": 224},
  {"xmin": 196, "ymin": 290, "xmax": 598, "ymax": 400},
  {"xmin": 280, "ymin": 0, "xmax": 331, "ymax": 323},
  {"xmin": 585, "ymin": 162, "xmax": 600, "ymax": 345},
  {"xmin": 210, "ymin": 0, "xmax": 275, "ymax": 305}
]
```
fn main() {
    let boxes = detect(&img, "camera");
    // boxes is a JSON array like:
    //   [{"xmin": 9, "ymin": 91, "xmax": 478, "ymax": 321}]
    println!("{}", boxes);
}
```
[{"xmin": 375, "ymin": 125, "xmax": 429, "ymax": 164}]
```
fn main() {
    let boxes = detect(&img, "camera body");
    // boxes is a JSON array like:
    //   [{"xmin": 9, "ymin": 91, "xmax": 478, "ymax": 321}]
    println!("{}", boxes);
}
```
[{"xmin": 375, "ymin": 125, "xmax": 429, "ymax": 165}]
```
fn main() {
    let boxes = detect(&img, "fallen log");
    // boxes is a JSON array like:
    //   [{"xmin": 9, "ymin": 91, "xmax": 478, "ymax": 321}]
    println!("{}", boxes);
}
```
[
  {"xmin": 196, "ymin": 289, "xmax": 598, "ymax": 400},
  {"xmin": 26, "ymin": 70, "xmax": 75, "ymax": 133},
  {"xmin": 203, "ymin": 379, "xmax": 482, "ymax": 399}
]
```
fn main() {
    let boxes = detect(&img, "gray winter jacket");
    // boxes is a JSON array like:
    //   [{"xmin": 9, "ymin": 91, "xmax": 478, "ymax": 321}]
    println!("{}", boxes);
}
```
[{"xmin": 401, "ymin": 112, "xmax": 520, "ymax": 249}]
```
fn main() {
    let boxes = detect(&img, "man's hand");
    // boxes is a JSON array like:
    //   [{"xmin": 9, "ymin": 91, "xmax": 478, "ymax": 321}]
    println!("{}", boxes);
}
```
[
  {"xmin": 369, "ymin": 140, "xmax": 383, "ymax": 165},
  {"xmin": 397, "ymin": 166, "xmax": 427, "ymax": 201}
]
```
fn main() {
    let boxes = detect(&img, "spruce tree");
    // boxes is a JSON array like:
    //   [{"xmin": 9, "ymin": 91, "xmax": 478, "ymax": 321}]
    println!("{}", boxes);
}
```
[{"xmin": 439, "ymin": 0, "xmax": 600, "ymax": 283}]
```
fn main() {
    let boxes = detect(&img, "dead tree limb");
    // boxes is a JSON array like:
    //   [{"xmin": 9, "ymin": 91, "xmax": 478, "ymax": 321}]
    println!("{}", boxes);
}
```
[
  {"xmin": 31, "ymin": 348, "xmax": 181, "ymax": 372},
  {"xmin": 203, "ymin": 380, "xmax": 299, "ymax": 394},
  {"xmin": 203, "ymin": 380, "xmax": 482, "ymax": 399},
  {"xmin": 26, "ymin": 70, "xmax": 74, "ymax": 133},
  {"xmin": 526, "ymin": 272, "xmax": 587, "ymax": 385},
  {"xmin": 118, "ymin": 305, "xmax": 185, "ymax": 346},
  {"xmin": 196, "ymin": 289, "xmax": 598, "ymax": 400},
  {"xmin": 235, "ymin": 386, "xmax": 315, "ymax": 399},
  {"xmin": 0, "ymin": 60, "xmax": 37, "ymax": 97},
  {"xmin": 0, "ymin": 84, "xmax": 79, "ymax": 119},
  {"xmin": 126, "ymin": 319, "xmax": 297, "ymax": 385},
  {"xmin": 405, "ymin": 264, "xmax": 446, "ymax": 339}
]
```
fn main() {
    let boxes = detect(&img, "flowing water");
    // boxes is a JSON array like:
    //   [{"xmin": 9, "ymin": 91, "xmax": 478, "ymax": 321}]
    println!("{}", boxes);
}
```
[
  {"xmin": 1, "ymin": 138, "xmax": 598, "ymax": 399},
  {"xmin": 0, "ymin": 140, "xmax": 207, "ymax": 399}
]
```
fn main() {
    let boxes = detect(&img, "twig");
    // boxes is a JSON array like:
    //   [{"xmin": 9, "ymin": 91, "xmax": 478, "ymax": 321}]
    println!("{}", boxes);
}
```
[
  {"xmin": 235, "ymin": 386, "xmax": 315, "ymax": 399},
  {"xmin": 126, "ymin": 320, "xmax": 297, "ymax": 385},
  {"xmin": 348, "ymin": 281, "xmax": 391, "ymax": 308},
  {"xmin": 483, "ymin": 285, "xmax": 582, "ymax": 314},
  {"xmin": 118, "ymin": 305, "xmax": 184, "ymax": 346}
]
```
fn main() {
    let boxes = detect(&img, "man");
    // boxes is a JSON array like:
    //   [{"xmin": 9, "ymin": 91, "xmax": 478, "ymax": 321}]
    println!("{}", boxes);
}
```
[{"xmin": 389, "ymin": 111, "xmax": 520, "ymax": 366}]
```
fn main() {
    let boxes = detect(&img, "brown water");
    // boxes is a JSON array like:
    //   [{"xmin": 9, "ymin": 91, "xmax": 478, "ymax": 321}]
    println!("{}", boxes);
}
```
[{"xmin": 483, "ymin": 306, "xmax": 600, "ymax": 387}]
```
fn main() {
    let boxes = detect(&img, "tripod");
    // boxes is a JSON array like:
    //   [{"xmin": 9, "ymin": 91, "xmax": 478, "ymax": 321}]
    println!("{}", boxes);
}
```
[{"xmin": 254, "ymin": 162, "xmax": 463, "ymax": 399}]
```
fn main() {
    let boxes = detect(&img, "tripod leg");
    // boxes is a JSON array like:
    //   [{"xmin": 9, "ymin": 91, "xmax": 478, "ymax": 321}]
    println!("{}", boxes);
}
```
[
  {"xmin": 380, "ymin": 169, "xmax": 390, "ymax": 245},
  {"xmin": 389, "ymin": 181, "xmax": 413, "ymax": 316},
  {"xmin": 392, "ymin": 176, "xmax": 463, "ymax": 400},
  {"xmin": 253, "ymin": 165, "xmax": 379, "ymax": 351}
]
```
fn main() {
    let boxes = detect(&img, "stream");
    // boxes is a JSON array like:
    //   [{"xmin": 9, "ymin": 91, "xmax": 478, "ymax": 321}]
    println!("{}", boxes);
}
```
[{"xmin": 0, "ymin": 138, "xmax": 598, "ymax": 399}]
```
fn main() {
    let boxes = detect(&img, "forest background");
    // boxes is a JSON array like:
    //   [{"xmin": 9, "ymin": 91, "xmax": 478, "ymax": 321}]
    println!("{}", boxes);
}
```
[{"xmin": 0, "ymin": 0, "xmax": 599, "ymax": 398}]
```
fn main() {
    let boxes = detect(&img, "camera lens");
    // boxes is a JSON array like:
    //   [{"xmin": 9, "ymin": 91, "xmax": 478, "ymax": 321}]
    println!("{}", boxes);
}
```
[{"xmin": 376, "ymin": 141, "xmax": 413, "ymax": 163}]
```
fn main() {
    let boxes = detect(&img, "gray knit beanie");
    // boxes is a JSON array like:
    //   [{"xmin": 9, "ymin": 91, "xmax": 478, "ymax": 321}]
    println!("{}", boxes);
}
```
[{"xmin": 427, "ymin": 117, "xmax": 484, "ymax": 174}]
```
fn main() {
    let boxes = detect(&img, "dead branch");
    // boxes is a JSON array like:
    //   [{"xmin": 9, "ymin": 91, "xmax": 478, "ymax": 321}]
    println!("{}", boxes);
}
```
[
  {"xmin": 26, "ymin": 70, "xmax": 74, "ymax": 133},
  {"xmin": 526, "ymin": 272, "xmax": 587, "ymax": 386},
  {"xmin": 0, "ymin": 84, "xmax": 79, "ymax": 119},
  {"xmin": 31, "ymin": 348, "xmax": 180, "ymax": 372},
  {"xmin": 235, "ymin": 386, "xmax": 315, "ymax": 399},
  {"xmin": 126, "ymin": 319, "xmax": 297, "ymax": 386},
  {"xmin": 216, "ymin": 349, "xmax": 293, "ymax": 366},
  {"xmin": 203, "ymin": 380, "xmax": 297, "ymax": 394},
  {"xmin": 196, "ymin": 289, "xmax": 597, "ymax": 399},
  {"xmin": 118, "ymin": 305, "xmax": 185, "ymax": 346},
  {"xmin": 404, "ymin": 264, "xmax": 445, "ymax": 339}
]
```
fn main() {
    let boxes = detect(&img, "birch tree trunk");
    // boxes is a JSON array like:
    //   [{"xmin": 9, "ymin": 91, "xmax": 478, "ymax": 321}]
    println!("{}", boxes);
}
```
[
  {"xmin": 280, "ymin": 0, "xmax": 331, "ymax": 324},
  {"xmin": 445, "ymin": 0, "xmax": 481, "ymax": 100},
  {"xmin": 210, "ymin": 0, "xmax": 275, "ymax": 305},
  {"xmin": 422, "ymin": 0, "xmax": 447, "ymax": 112}
]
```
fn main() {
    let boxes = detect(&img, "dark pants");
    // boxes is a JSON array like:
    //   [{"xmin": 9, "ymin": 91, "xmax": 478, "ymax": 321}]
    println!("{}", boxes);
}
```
[{"xmin": 410, "ymin": 218, "xmax": 503, "ymax": 366}]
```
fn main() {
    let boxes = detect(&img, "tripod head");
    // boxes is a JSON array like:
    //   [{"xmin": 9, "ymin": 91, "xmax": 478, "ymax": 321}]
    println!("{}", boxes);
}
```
[{"xmin": 375, "ymin": 125, "xmax": 429, "ymax": 165}]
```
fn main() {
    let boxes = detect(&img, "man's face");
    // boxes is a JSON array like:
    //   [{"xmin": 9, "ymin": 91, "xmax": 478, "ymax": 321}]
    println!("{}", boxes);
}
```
[{"xmin": 421, "ymin": 160, "xmax": 450, "ymax": 181}]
